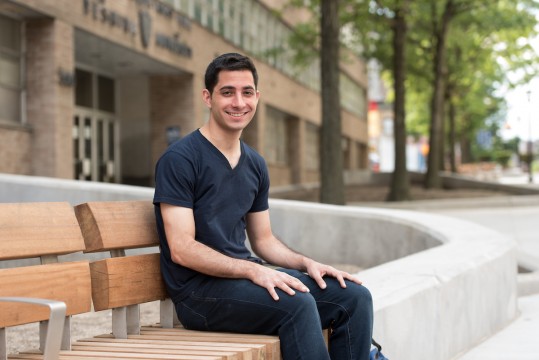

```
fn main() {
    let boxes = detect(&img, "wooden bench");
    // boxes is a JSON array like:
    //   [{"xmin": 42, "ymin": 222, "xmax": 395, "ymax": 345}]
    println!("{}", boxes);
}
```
[
  {"xmin": 0, "ymin": 202, "xmax": 93, "ymax": 360},
  {"xmin": 1, "ymin": 200, "xmax": 329, "ymax": 359},
  {"xmin": 0, "ymin": 202, "xmax": 275, "ymax": 360},
  {"xmin": 74, "ymin": 200, "xmax": 282, "ymax": 360}
]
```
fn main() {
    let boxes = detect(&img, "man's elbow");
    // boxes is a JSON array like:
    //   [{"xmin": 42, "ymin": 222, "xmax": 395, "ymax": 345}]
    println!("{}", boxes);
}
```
[{"xmin": 170, "ymin": 251, "xmax": 186, "ymax": 266}]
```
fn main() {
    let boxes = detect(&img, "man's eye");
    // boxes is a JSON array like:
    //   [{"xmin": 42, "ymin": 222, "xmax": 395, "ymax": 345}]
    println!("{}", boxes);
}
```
[
  {"xmin": 244, "ymin": 91, "xmax": 254, "ymax": 96},
  {"xmin": 222, "ymin": 91, "xmax": 233, "ymax": 96}
]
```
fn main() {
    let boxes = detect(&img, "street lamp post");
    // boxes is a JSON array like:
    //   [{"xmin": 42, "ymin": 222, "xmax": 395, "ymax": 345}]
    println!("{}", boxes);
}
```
[{"xmin": 527, "ymin": 90, "xmax": 534, "ymax": 184}]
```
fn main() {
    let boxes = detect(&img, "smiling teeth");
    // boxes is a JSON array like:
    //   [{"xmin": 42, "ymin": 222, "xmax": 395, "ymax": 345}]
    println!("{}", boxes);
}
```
[{"xmin": 229, "ymin": 113, "xmax": 245, "ymax": 117}]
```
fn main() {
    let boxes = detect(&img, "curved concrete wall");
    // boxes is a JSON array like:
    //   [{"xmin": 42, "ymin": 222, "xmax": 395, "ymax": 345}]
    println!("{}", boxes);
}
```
[
  {"xmin": 0, "ymin": 173, "xmax": 518, "ymax": 359},
  {"xmin": 269, "ymin": 199, "xmax": 517, "ymax": 360}
]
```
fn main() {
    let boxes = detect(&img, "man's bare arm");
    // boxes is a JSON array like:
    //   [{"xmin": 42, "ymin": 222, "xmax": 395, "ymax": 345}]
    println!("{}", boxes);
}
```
[
  {"xmin": 246, "ymin": 210, "xmax": 363, "ymax": 290},
  {"xmin": 160, "ymin": 203, "xmax": 309, "ymax": 300}
]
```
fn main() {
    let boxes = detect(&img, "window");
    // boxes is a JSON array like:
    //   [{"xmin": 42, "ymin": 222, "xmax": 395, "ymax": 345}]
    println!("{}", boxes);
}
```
[
  {"xmin": 341, "ymin": 73, "xmax": 366, "ymax": 119},
  {"xmin": 305, "ymin": 122, "xmax": 320, "ymax": 170},
  {"xmin": 0, "ymin": 14, "xmax": 23, "ymax": 124},
  {"xmin": 265, "ymin": 106, "xmax": 289, "ymax": 165}
]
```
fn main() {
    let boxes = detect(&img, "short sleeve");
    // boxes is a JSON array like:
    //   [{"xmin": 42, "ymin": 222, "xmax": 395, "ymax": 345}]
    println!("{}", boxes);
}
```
[
  {"xmin": 248, "ymin": 157, "xmax": 270, "ymax": 213},
  {"xmin": 153, "ymin": 150, "xmax": 195, "ymax": 208}
]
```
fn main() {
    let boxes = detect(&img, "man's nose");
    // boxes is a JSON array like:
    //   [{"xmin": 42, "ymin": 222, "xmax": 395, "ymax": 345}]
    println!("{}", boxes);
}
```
[{"xmin": 232, "ymin": 93, "xmax": 246, "ymax": 107}]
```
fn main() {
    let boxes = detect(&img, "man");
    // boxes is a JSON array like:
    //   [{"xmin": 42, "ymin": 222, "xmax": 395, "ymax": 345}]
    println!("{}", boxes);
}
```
[{"xmin": 153, "ymin": 53, "xmax": 373, "ymax": 359}]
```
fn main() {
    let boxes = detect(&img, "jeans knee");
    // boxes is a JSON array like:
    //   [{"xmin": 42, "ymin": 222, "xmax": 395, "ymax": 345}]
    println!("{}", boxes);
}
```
[
  {"xmin": 348, "ymin": 283, "xmax": 373, "ymax": 316},
  {"xmin": 288, "ymin": 292, "xmax": 320, "ymax": 320}
]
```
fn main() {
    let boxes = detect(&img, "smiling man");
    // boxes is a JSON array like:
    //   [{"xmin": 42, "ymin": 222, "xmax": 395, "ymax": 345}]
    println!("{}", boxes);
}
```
[{"xmin": 153, "ymin": 53, "xmax": 373, "ymax": 360}]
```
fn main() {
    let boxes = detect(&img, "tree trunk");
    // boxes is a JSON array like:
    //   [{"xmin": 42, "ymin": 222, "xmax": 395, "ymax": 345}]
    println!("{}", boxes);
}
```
[
  {"xmin": 387, "ymin": 2, "xmax": 411, "ymax": 202},
  {"xmin": 425, "ymin": 0, "xmax": 454, "ymax": 188},
  {"xmin": 448, "ymin": 93, "xmax": 457, "ymax": 173},
  {"xmin": 460, "ymin": 128, "xmax": 473, "ymax": 163},
  {"xmin": 320, "ymin": 0, "xmax": 345, "ymax": 205}
]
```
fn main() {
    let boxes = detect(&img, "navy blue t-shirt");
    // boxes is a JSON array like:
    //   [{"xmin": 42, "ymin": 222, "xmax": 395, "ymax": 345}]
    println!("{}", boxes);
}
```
[{"xmin": 153, "ymin": 129, "xmax": 270, "ymax": 301}]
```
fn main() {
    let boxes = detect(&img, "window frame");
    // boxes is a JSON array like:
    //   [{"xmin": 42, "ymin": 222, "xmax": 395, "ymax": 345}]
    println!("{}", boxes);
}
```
[{"xmin": 0, "ymin": 14, "xmax": 25, "ymax": 126}]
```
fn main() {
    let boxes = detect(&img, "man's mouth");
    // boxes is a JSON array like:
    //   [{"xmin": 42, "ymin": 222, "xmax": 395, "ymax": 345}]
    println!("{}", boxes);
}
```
[{"xmin": 227, "ymin": 112, "xmax": 248, "ymax": 117}]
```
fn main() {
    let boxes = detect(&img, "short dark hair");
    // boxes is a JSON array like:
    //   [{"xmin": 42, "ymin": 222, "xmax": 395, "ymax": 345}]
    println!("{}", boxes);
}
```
[{"xmin": 204, "ymin": 53, "xmax": 258, "ymax": 94}]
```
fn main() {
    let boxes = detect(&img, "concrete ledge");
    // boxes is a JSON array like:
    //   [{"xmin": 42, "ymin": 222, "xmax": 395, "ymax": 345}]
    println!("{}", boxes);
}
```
[
  {"xmin": 0, "ymin": 173, "xmax": 153, "ymax": 203},
  {"xmin": 269, "ymin": 199, "xmax": 517, "ymax": 360},
  {"xmin": 372, "ymin": 171, "xmax": 539, "ymax": 196}
]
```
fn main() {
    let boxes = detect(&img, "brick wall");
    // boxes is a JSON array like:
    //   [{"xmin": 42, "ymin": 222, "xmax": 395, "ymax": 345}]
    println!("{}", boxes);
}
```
[
  {"xmin": 0, "ymin": 126, "xmax": 32, "ymax": 175},
  {"xmin": 26, "ymin": 18, "xmax": 74, "ymax": 179},
  {"xmin": 149, "ymin": 74, "xmax": 196, "ymax": 184}
]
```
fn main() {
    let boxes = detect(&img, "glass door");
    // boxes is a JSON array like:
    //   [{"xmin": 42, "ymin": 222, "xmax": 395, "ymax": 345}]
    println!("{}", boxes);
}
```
[{"xmin": 73, "ymin": 68, "xmax": 119, "ymax": 182}]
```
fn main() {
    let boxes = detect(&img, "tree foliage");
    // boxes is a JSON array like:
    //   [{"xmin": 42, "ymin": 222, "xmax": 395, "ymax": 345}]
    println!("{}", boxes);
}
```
[{"xmin": 286, "ymin": 0, "xmax": 539, "ymax": 198}]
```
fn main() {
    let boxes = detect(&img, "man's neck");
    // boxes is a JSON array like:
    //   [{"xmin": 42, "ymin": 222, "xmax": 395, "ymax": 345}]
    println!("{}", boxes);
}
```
[
  {"xmin": 200, "ymin": 123, "xmax": 240, "ymax": 149},
  {"xmin": 199, "ymin": 124, "xmax": 242, "ymax": 167}
]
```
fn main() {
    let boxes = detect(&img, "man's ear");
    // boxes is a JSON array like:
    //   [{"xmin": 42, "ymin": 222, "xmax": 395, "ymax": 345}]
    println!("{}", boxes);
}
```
[{"xmin": 202, "ymin": 89, "xmax": 212, "ymax": 108}]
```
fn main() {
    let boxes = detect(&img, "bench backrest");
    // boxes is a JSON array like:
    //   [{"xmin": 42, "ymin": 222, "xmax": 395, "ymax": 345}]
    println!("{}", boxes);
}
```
[
  {"xmin": 74, "ymin": 200, "xmax": 158, "ymax": 252},
  {"xmin": 74, "ymin": 201, "xmax": 166, "ymax": 310},
  {"xmin": 0, "ymin": 202, "xmax": 92, "ymax": 327},
  {"xmin": 0, "ymin": 202, "xmax": 86, "ymax": 260},
  {"xmin": 74, "ymin": 201, "xmax": 170, "ymax": 338},
  {"xmin": 0, "ymin": 202, "xmax": 92, "ymax": 360}
]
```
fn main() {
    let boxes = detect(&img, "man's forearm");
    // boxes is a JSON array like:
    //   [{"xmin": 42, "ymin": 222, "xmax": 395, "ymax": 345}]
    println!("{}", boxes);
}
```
[
  {"xmin": 172, "ymin": 237, "xmax": 260, "ymax": 279},
  {"xmin": 252, "ymin": 235, "xmax": 311, "ymax": 271}
]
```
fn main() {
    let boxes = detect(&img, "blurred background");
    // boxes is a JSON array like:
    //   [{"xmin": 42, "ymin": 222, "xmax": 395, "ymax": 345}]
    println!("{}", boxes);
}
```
[{"xmin": 1, "ymin": 0, "xmax": 538, "ymax": 203}]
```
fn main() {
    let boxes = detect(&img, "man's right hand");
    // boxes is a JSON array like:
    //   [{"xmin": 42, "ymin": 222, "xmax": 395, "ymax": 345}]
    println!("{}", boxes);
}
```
[{"xmin": 250, "ymin": 265, "xmax": 310, "ymax": 301}]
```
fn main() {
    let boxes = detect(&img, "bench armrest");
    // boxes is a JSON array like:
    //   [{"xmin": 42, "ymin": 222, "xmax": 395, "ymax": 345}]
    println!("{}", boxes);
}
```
[{"xmin": 0, "ymin": 297, "xmax": 66, "ymax": 360}]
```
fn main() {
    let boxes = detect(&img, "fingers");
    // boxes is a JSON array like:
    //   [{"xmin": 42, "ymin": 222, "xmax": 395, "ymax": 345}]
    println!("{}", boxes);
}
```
[
  {"xmin": 310, "ymin": 264, "xmax": 364, "ymax": 289},
  {"xmin": 311, "ymin": 271, "xmax": 327, "ymax": 289},
  {"xmin": 342, "ymin": 272, "xmax": 363, "ymax": 285},
  {"xmin": 262, "ymin": 271, "xmax": 309, "ymax": 301}
]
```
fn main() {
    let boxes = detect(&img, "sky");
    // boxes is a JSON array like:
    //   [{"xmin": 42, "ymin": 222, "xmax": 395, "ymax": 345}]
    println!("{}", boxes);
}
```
[
  {"xmin": 500, "ymin": 21, "xmax": 539, "ymax": 142},
  {"xmin": 501, "ymin": 78, "xmax": 539, "ymax": 142}
]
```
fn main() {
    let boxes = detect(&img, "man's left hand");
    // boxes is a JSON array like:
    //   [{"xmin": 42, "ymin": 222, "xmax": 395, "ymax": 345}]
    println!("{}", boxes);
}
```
[{"xmin": 304, "ymin": 259, "xmax": 363, "ymax": 289}]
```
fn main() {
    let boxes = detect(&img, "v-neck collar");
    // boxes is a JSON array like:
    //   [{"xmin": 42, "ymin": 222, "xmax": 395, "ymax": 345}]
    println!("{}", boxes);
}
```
[{"xmin": 196, "ymin": 129, "xmax": 245, "ymax": 171}]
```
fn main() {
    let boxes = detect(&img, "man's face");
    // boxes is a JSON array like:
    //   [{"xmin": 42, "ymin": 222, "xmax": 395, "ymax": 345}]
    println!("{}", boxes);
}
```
[{"xmin": 202, "ymin": 70, "xmax": 260, "ymax": 133}]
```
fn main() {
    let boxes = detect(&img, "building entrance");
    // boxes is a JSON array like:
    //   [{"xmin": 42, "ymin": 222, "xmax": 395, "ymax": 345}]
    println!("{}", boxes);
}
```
[{"xmin": 73, "ymin": 68, "xmax": 119, "ymax": 182}]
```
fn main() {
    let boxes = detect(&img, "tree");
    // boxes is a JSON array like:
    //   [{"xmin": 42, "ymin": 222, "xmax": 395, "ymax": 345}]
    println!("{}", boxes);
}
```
[
  {"xmin": 320, "ymin": 0, "xmax": 345, "ymax": 204},
  {"xmin": 423, "ymin": 0, "xmax": 539, "ymax": 187},
  {"xmin": 424, "ymin": 0, "xmax": 461, "ymax": 188},
  {"xmin": 343, "ymin": 0, "xmax": 413, "ymax": 201},
  {"xmin": 386, "ymin": 0, "xmax": 412, "ymax": 201}
]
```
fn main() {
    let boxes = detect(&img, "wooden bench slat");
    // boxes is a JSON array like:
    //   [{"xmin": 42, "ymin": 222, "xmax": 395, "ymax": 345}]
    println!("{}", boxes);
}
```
[
  {"xmin": 72, "ymin": 343, "xmax": 239, "ymax": 360},
  {"xmin": 90, "ymin": 254, "xmax": 166, "ymax": 311},
  {"xmin": 0, "ymin": 202, "xmax": 85, "ymax": 260},
  {"xmin": 0, "ymin": 261, "xmax": 92, "ymax": 327},
  {"xmin": 12, "ymin": 350, "xmax": 222, "ymax": 359},
  {"xmin": 76, "ymin": 337, "xmax": 265, "ymax": 359},
  {"xmin": 75, "ymin": 201, "xmax": 158, "ymax": 252},
  {"xmin": 134, "ymin": 330, "xmax": 280, "ymax": 360},
  {"xmin": 79, "ymin": 334, "xmax": 266, "ymax": 351}
]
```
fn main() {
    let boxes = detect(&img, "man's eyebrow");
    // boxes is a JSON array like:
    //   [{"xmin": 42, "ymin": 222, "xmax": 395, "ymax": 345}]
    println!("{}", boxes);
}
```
[{"xmin": 218, "ymin": 85, "xmax": 256, "ymax": 91}]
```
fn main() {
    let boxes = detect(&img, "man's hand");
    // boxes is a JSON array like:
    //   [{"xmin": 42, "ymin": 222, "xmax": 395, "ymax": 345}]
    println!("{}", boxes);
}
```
[
  {"xmin": 304, "ymin": 259, "xmax": 363, "ymax": 290},
  {"xmin": 250, "ymin": 265, "xmax": 310, "ymax": 301}
]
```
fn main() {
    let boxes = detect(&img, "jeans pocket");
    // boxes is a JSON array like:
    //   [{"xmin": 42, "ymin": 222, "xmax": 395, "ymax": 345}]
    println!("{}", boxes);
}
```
[{"xmin": 176, "ymin": 298, "xmax": 209, "ymax": 331}]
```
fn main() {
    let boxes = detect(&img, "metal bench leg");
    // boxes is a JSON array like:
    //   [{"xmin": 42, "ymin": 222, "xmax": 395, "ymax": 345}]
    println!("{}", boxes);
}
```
[
  {"xmin": 1, "ymin": 327, "xmax": 6, "ymax": 360},
  {"xmin": 113, "ymin": 304, "xmax": 140, "ymax": 338}
]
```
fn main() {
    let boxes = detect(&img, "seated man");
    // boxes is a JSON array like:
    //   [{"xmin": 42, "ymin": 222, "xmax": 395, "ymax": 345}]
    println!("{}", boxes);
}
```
[{"xmin": 153, "ymin": 52, "xmax": 373, "ymax": 360}]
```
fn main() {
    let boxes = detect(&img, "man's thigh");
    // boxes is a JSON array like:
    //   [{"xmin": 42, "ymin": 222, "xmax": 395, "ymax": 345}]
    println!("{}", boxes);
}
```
[
  {"xmin": 175, "ymin": 275, "xmax": 317, "ymax": 335},
  {"xmin": 280, "ymin": 268, "xmax": 372, "ymax": 329}
]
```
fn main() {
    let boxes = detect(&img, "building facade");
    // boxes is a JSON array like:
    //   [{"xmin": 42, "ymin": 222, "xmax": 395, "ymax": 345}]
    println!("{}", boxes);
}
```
[{"xmin": 0, "ymin": 0, "xmax": 368, "ymax": 188}]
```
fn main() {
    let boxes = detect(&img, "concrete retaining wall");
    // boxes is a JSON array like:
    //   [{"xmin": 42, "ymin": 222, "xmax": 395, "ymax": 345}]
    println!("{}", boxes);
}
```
[
  {"xmin": 269, "ymin": 199, "xmax": 517, "ymax": 360},
  {"xmin": 0, "ymin": 173, "xmax": 518, "ymax": 360}
]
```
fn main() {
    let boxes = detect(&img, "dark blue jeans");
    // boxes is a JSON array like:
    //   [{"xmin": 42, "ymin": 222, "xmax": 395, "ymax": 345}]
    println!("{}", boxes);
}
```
[{"xmin": 174, "ymin": 268, "xmax": 373, "ymax": 360}]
